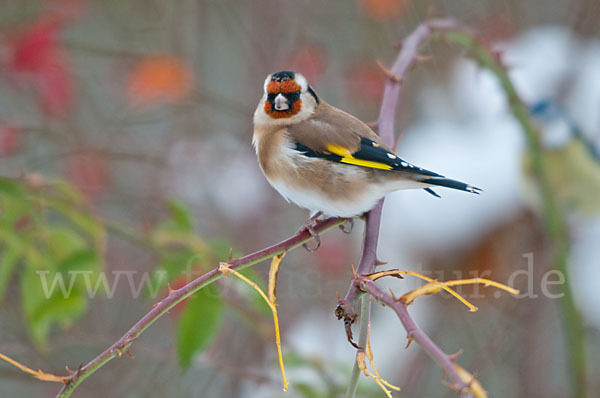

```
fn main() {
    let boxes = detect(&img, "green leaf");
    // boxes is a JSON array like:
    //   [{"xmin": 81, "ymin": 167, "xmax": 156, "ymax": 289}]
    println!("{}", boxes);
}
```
[
  {"xmin": 48, "ymin": 200, "xmax": 105, "ymax": 249},
  {"xmin": 44, "ymin": 227, "xmax": 87, "ymax": 260},
  {"xmin": 0, "ymin": 194, "xmax": 34, "ymax": 228},
  {"xmin": 150, "ymin": 250, "xmax": 201, "ymax": 295},
  {"xmin": 21, "ymin": 266, "xmax": 87, "ymax": 350},
  {"xmin": 176, "ymin": 284, "xmax": 223, "ymax": 368},
  {"xmin": 50, "ymin": 180, "xmax": 84, "ymax": 205},
  {"xmin": 160, "ymin": 199, "xmax": 193, "ymax": 232}
]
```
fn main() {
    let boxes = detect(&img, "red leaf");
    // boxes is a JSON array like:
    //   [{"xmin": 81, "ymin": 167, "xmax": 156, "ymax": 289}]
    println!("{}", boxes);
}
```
[
  {"xmin": 9, "ymin": 18, "xmax": 61, "ymax": 73},
  {"xmin": 7, "ymin": 17, "xmax": 74, "ymax": 117}
]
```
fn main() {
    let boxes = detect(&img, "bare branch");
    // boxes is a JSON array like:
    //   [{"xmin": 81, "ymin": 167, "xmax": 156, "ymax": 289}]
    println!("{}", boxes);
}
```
[
  {"xmin": 357, "ymin": 277, "xmax": 469, "ymax": 392},
  {"xmin": 56, "ymin": 217, "xmax": 347, "ymax": 397},
  {"xmin": 338, "ymin": 18, "xmax": 480, "ymax": 397}
]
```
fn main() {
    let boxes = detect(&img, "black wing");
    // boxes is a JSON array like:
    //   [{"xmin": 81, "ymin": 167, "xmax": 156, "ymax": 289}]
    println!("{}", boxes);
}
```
[{"xmin": 295, "ymin": 136, "xmax": 442, "ymax": 177}]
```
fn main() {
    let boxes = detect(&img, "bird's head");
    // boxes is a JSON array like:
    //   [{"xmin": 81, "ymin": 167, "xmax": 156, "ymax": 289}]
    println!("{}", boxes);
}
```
[{"xmin": 255, "ymin": 71, "xmax": 319, "ymax": 124}]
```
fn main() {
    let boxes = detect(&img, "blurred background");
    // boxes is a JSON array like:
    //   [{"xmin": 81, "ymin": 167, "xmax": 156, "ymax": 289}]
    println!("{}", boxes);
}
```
[{"xmin": 1, "ymin": 0, "xmax": 599, "ymax": 397}]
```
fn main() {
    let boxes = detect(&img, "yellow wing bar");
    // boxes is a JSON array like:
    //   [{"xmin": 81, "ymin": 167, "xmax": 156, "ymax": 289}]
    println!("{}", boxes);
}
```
[{"xmin": 326, "ymin": 144, "xmax": 393, "ymax": 170}]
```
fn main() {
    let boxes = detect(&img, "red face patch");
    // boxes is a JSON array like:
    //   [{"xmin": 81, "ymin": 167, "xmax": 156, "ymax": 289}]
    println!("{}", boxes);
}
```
[
  {"xmin": 266, "ymin": 80, "xmax": 302, "ymax": 94},
  {"xmin": 264, "ymin": 78, "xmax": 303, "ymax": 118},
  {"xmin": 265, "ymin": 99, "xmax": 302, "ymax": 119}
]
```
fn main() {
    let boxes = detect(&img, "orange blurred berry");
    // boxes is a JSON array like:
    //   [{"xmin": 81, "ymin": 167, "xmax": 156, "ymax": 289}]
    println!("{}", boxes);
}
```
[
  {"xmin": 127, "ymin": 55, "xmax": 194, "ymax": 105},
  {"xmin": 359, "ymin": 0, "xmax": 405, "ymax": 21}
]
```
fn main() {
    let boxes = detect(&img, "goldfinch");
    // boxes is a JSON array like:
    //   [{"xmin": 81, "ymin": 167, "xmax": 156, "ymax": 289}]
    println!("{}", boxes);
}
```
[{"xmin": 253, "ymin": 70, "xmax": 481, "ymax": 219}]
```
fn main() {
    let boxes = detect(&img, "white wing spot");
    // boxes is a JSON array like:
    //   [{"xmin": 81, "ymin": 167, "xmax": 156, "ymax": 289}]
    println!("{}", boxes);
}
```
[
  {"xmin": 387, "ymin": 153, "xmax": 397, "ymax": 159},
  {"xmin": 372, "ymin": 142, "xmax": 380, "ymax": 147},
  {"xmin": 401, "ymin": 161, "xmax": 408, "ymax": 167}
]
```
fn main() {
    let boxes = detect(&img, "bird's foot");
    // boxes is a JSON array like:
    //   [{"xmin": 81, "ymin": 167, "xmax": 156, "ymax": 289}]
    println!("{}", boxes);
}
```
[
  {"xmin": 339, "ymin": 218, "xmax": 354, "ymax": 234},
  {"xmin": 300, "ymin": 211, "xmax": 322, "ymax": 252}
]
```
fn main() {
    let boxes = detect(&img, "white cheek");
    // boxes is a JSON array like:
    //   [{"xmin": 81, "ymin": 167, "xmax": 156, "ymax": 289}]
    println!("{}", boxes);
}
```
[
  {"xmin": 295, "ymin": 74, "xmax": 308, "ymax": 92},
  {"xmin": 263, "ymin": 75, "xmax": 272, "ymax": 92}
]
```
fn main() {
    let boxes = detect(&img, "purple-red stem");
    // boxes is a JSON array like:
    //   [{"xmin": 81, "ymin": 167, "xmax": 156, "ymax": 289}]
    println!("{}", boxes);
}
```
[
  {"xmin": 56, "ymin": 217, "xmax": 346, "ymax": 397},
  {"xmin": 340, "ymin": 17, "xmax": 472, "ymax": 393}
]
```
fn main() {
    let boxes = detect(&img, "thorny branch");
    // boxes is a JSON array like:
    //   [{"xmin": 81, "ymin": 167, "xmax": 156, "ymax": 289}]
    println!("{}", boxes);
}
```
[
  {"xmin": 12, "ymin": 15, "xmax": 576, "ymax": 398},
  {"xmin": 338, "ymin": 18, "xmax": 476, "ymax": 395},
  {"xmin": 340, "ymin": 15, "xmax": 584, "ymax": 397},
  {"xmin": 55, "ymin": 217, "xmax": 347, "ymax": 397}
]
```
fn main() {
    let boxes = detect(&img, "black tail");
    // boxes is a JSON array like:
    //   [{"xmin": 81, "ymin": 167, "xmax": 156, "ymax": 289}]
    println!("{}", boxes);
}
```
[{"xmin": 420, "ymin": 177, "xmax": 482, "ymax": 196}]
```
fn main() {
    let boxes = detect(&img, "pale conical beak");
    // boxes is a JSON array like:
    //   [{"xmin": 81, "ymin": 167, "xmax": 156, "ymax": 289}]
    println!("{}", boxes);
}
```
[{"xmin": 274, "ymin": 93, "xmax": 289, "ymax": 111}]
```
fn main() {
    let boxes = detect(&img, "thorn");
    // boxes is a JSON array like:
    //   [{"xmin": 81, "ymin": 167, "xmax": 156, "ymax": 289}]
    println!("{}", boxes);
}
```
[
  {"xmin": 405, "ymin": 336, "xmax": 414, "ymax": 349},
  {"xmin": 375, "ymin": 258, "xmax": 387, "ymax": 266},
  {"xmin": 351, "ymin": 265, "xmax": 359, "ymax": 280},
  {"xmin": 389, "ymin": 289, "xmax": 399, "ymax": 301},
  {"xmin": 449, "ymin": 349, "xmax": 464, "ymax": 361},
  {"xmin": 228, "ymin": 247, "xmax": 234, "ymax": 262},
  {"xmin": 65, "ymin": 366, "xmax": 74, "ymax": 376},
  {"xmin": 167, "ymin": 283, "xmax": 175, "ymax": 295},
  {"xmin": 376, "ymin": 60, "xmax": 402, "ymax": 83},
  {"xmin": 124, "ymin": 348, "xmax": 133, "ymax": 358}
]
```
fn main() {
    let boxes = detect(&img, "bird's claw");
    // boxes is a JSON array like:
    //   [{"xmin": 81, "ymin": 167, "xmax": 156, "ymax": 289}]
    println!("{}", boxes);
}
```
[
  {"xmin": 302, "ymin": 224, "xmax": 321, "ymax": 252},
  {"xmin": 339, "ymin": 218, "xmax": 354, "ymax": 234},
  {"xmin": 300, "ymin": 212, "xmax": 322, "ymax": 252}
]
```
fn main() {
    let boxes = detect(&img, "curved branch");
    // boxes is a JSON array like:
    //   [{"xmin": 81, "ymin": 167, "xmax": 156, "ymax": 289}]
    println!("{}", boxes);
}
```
[
  {"xmin": 56, "ymin": 217, "xmax": 347, "ymax": 397},
  {"xmin": 338, "ymin": 17, "xmax": 465, "ymax": 314},
  {"xmin": 339, "ymin": 18, "xmax": 471, "ymax": 396},
  {"xmin": 358, "ymin": 277, "xmax": 467, "ymax": 391}
]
